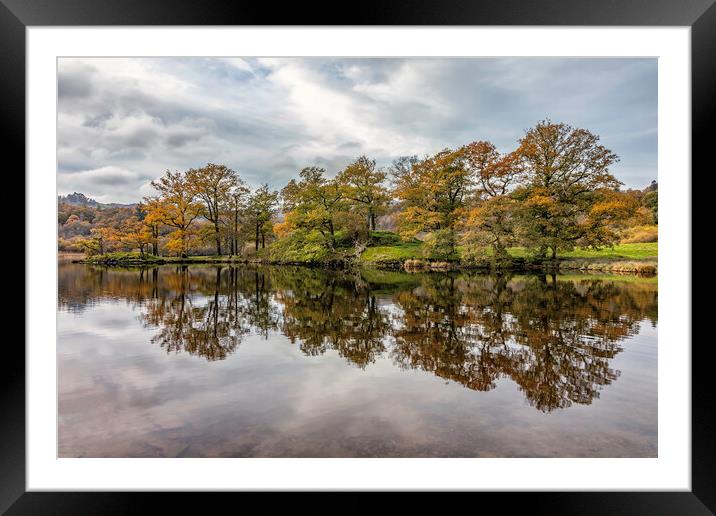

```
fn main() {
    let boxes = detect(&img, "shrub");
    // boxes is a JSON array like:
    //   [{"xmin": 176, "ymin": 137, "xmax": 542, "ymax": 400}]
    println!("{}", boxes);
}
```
[
  {"xmin": 404, "ymin": 259, "xmax": 428, "ymax": 270},
  {"xmin": 333, "ymin": 229, "xmax": 363, "ymax": 248},
  {"xmin": 369, "ymin": 231, "xmax": 402, "ymax": 246},
  {"xmin": 421, "ymin": 229, "xmax": 458, "ymax": 261},
  {"xmin": 621, "ymin": 225, "xmax": 658, "ymax": 244},
  {"xmin": 335, "ymin": 212, "xmax": 369, "ymax": 246},
  {"xmin": 264, "ymin": 230, "xmax": 331, "ymax": 263},
  {"xmin": 429, "ymin": 261, "xmax": 454, "ymax": 270},
  {"xmin": 459, "ymin": 238, "xmax": 489, "ymax": 264}
]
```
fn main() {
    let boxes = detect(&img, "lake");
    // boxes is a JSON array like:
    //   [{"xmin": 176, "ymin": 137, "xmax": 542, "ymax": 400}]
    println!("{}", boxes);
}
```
[{"xmin": 58, "ymin": 263, "xmax": 657, "ymax": 457}]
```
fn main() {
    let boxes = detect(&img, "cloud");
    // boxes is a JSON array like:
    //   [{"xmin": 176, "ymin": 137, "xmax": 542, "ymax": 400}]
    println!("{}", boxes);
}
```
[
  {"xmin": 58, "ymin": 166, "xmax": 143, "ymax": 203},
  {"xmin": 57, "ymin": 57, "xmax": 657, "ymax": 202},
  {"xmin": 58, "ymin": 63, "xmax": 96, "ymax": 99}
]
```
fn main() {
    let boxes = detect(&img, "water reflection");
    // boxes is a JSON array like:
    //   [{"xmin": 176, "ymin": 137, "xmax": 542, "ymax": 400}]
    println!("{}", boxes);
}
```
[{"xmin": 58, "ymin": 264, "xmax": 657, "ymax": 413}]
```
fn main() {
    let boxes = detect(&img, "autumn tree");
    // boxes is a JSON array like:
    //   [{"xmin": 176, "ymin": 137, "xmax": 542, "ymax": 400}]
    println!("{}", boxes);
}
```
[
  {"xmin": 460, "ymin": 141, "xmax": 524, "ymax": 260},
  {"xmin": 80, "ymin": 226, "xmax": 119, "ymax": 256},
  {"xmin": 515, "ymin": 120, "xmax": 622, "ymax": 260},
  {"xmin": 138, "ymin": 197, "xmax": 165, "ymax": 256},
  {"xmin": 280, "ymin": 167, "xmax": 345, "ymax": 249},
  {"xmin": 578, "ymin": 189, "xmax": 642, "ymax": 247},
  {"xmin": 227, "ymin": 181, "xmax": 250, "ymax": 255},
  {"xmin": 117, "ymin": 216, "xmax": 154, "ymax": 256},
  {"xmin": 186, "ymin": 163, "xmax": 241, "ymax": 256},
  {"xmin": 642, "ymin": 187, "xmax": 658, "ymax": 224},
  {"xmin": 150, "ymin": 170, "xmax": 203, "ymax": 258},
  {"xmin": 247, "ymin": 183, "xmax": 279, "ymax": 251},
  {"xmin": 336, "ymin": 156, "xmax": 389, "ymax": 232},
  {"xmin": 392, "ymin": 149, "xmax": 472, "ymax": 257}
]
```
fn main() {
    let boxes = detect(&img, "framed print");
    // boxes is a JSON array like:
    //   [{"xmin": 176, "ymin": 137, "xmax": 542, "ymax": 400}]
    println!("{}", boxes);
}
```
[{"xmin": 5, "ymin": 0, "xmax": 713, "ymax": 512}]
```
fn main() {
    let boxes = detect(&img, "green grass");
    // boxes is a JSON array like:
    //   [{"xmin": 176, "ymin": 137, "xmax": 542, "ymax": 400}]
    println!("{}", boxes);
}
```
[
  {"xmin": 501, "ymin": 243, "xmax": 657, "ymax": 260},
  {"xmin": 361, "ymin": 241, "xmax": 657, "ymax": 265},
  {"xmin": 557, "ymin": 243, "xmax": 657, "ymax": 260},
  {"xmin": 360, "ymin": 242, "xmax": 422, "ymax": 264}
]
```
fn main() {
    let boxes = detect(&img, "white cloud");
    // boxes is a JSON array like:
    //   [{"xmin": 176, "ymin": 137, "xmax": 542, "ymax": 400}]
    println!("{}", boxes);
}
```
[
  {"xmin": 57, "ymin": 57, "xmax": 658, "ymax": 203},
  {"xmin": 58, "ymin": 166, "xmax": 143, "ymax": 204}
]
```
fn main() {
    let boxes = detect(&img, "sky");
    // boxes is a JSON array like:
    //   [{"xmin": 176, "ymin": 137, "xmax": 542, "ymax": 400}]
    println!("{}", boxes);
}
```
[{"xmin": 57, "ymin": 57, "xmax": 657, "ymax": 204}]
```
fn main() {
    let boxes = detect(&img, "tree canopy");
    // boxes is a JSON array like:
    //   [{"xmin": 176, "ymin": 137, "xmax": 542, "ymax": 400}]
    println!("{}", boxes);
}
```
[{"xmin": 59, "ymin": 120, "xmax": 655, "ymax": 263}]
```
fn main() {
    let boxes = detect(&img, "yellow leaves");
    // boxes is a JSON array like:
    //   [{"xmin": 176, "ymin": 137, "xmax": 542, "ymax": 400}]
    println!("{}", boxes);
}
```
[
  {"xmin": 163, "ymin": 229, "xmax": 202, "ymax": 255},
  {"xmin": 272, "ymin": 210, "xmax": 299, "ymax": 239},
  {"xmin": 525, "ymin": 193, "xmax": 556, "ymax": 210},
  {"xmin": 590, "ymin": 200, "xmax": 627, "ymax": 217},
  {"xmin": 393, "ymin": 148, "xmax": 472, "ymax": 236},
  {"xmin": 589, "ymin": 190, "xmax": 638, "ymax": 221},
  {"xmin": 163, "ymin": 234, "xmax": 186, "ymax": 255},
  {"xmin": 396, "ymin": 206, "xmax": 444, "ymax": 239},
  {"xmin": 518, "ymin": 121, "xmax": 620, "ymax": 190}
]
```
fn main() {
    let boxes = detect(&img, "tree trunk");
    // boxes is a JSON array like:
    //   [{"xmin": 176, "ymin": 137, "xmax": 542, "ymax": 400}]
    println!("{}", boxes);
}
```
[
  {"xmin": 214, "ymin": 222, "xmax": 222, "ymax": 256},
  {"xmin": 494, "ymin": 240, "xmax": 508, "ymax": 259},
  {"xmin": 328, "ymin": 219, "xmax": 335, "ymax": 249},
  {"xmin": 233, "ymin": 208, "xmax": 239, "ymax": 256},
  {"xmin": 255, "ymin": 220, "xmax": 260, "ymax": 251},
  {"xmin": 152, "ymin": 225, "xmax": 159, "ymax": 256},
  {"xmin": 261, "ymin": 231, "xmax": 265, "ymax": 249},
  {"xmin": 181, "ymin": 233, "xmax": 188, "ymax": 259},
  {"xmin": 370, "ymin": 211, "xmax": 376, "ymax": 231}
]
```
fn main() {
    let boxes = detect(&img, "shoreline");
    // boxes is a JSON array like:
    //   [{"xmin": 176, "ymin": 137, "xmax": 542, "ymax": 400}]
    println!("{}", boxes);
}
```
[{"xmin": 71, "ymin": 255, "xmax": 657, "ymax": 275}]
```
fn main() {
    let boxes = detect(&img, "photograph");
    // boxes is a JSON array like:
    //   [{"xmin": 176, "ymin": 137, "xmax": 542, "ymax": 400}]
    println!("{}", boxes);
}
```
[{"xmin": 56, "ymin": 56, "xmax": 659, "ymax": 458}]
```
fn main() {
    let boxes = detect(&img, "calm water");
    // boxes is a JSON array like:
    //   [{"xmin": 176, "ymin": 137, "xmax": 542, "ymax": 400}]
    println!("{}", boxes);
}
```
[{"xmin": 58, "ymin": 263, "xmax": 657, "ymax": 457}]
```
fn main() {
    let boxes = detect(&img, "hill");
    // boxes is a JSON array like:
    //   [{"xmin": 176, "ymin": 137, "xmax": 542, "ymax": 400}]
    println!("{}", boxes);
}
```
[{"xmin": 58, "ymin": 192, "xmax": 137, "ymax": 209}]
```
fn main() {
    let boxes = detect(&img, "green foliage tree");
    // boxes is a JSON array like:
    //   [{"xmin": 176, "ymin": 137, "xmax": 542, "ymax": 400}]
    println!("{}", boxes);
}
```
[
  {"xmin": 336, "ymin": 156, "xmax": 390, "ymax": 232},
  {"xmin": 421, "ymin": 228, "xmax": 458, "ymax": 261},
  {"xmin": 280, "ymin": 167, "xmax": 346, "ymax": 249},
  {"xmin": 247, "ymin": 184, "xmax": 279, "ymax": 251},
  {"xmin": 642, "ymin": 189, "xmax": 658, "ymax": 224},
  {"xmin": 227, "ymin": 182, "xmax": 250, "ymax": 255}
]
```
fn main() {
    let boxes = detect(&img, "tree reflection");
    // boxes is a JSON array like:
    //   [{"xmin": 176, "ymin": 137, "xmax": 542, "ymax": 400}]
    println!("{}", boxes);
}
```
[
  {"xmin": 275, "ymin": 268, "xmax": 391, "ymax": 368},
  {"xmin": 58, "ymin": 263, "xmax": 657, "ymax": 410},
  {"xmin": 390, "ymin": 273, "xmax": 654, "ymax": 411},
  {"xmin": 141, "ymin": 267, "xmax": 243, "ymax": 360}
]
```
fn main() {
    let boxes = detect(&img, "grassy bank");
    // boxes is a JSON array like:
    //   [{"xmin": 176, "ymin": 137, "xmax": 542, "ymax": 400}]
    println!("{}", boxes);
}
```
[
  {"xmin": 77, "ymin": 252, "xmax": 251, "ymax": 265},
  {"xmin": 359, "ymin": 240, "xmax": 657, "ymax": 272},
  {"xmin": 359, "ymin": 242, "xmax": 423, "ymax": 267},
  {"xmin": 507, "ymin": 242, "xmax": 658, "ymax": 260},
  {"xmin": 75, "ymin": 236, "xmax": 657, "ymax": 274},
  {"xmin": 360, "ymin": 242, "xmax": 657, "ymax": 263}
]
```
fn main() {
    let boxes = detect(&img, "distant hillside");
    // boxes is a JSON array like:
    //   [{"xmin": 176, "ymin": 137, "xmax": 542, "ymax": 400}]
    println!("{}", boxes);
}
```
[
  {"xmin": 58, "ymin": 194, "xmax": 140, "ymax": 252},
  {"xmin": 644, "ymin": 180, "xmax": 657, "ymax": 193},
  {"xmin": 58, "ymin": 192, "xmax": 136, "ymax": 209},
  {"xmin": 58, "ymin": 192, "xmax": 98, "ymax": 207}
]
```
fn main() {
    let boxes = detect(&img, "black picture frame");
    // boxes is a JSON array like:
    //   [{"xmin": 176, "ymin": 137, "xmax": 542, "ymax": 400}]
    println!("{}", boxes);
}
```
[{"xmin": 4, "ymin": 0, "xmax": 711, "ymax": 513}]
